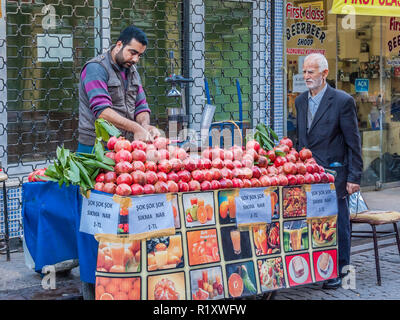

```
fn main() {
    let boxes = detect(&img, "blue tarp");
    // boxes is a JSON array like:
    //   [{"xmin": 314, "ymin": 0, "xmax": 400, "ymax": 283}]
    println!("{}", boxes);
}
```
[{"xmin": 22, "ymin": 182, "xmax": 98, "ymax": 284}]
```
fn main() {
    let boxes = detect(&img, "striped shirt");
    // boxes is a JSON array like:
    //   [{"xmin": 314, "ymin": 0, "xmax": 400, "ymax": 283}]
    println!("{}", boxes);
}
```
[{"xmin": 81, "ymin": 62, "xmax": 151, "ymax": 118}]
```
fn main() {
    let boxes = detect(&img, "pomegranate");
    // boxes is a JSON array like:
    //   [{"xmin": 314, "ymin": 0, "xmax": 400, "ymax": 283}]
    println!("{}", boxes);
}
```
[
  {"xmin": 95, "ymin": 173, "xmax": 105, "ymax": 183},
  {"xmin": 115, "ymin": 149, "xmax": 133, "ymax": 163},
  {"xmin": 191, "ymin": 170, "xmax": 204, "ymax": 182},
  {"xmin": 131, "ymin": 184, "xmax": 144, "ymax": 195},
  {"xmin": 219, "ymin": 178, "xmax": 233, "ymax": 189},
  {"xmin": 223, "ymin": 150, "xmax": 234, "ymax": 161},
  {"xmin": 154, "ymin": 181, "xmax": 169, "ymax": 193},
  {"xmin": 212, "ymin": 158, "xmax": 224, "ymax": 169},
  {"xmin": 296, "ymin": 174, "xmax": 305, "ymax": 185},
  {"xmin": 143, "ymin": 184, "xmax": 155, "ymax": 194},
  {"xmin": 287, "ymin": 174, "xmax": 297, "ymax": 186},
  {"xmin": 269, "ymin": 176, "xmax": 278, "ymax": 186},
  {"xmin": 131, "ymin": 170, "xmax": 146, "ymax": 185},
  {"xmin": 259, "ymin": 176, "xmax": 271, "ymax": 187},
  {"xmin": 296, "ymin": 163, "xmax": 307, "ymax": 175},
  {"xmin": 210, "ymin": 147, "xmax": 222, "ymax": 160},
  {"xmin": 145, "ymin": 171, "xmax": 158, "ymax": 185},
  {"xmin": 277, "ymin": 144, "xmax": 290, "ymax": 154},
  {"xmin": 232, "ymin": 168, "xmax": 241, "ymax": 178},
  {"xmin": 267, "ymin": 150, "xmax": 276, "ymax": 162},
  {"xmin": 210, "ymin": 180, "xmax": 221, "ymax": 190},
  {"xmin": 202, "ymin": 148, "xmax": 212, "ymax": 160},
  {"xmin": 242, "ymin": 179, "xmax": 252, "ymax": 188},
  {"xmin": 146, "ymin": 149, "xmax": 160, "ymax": 163},
  {"xmin": 153, "ymin": 137, "xmax": 169, "ymax": 150},
  {"xmin": 220, "ymin": 167, "xmax": 233, "ymax": 180},
  {"xmin": 252, "ymin": 166, "xmax": 261, "ymax": 179},
  {"xmin": 131, "ymin": 140, "xmax": 147, "ymax": 151},
  {"xmin": 177, "ymin": 170, "xmax": 191, "ymax": 183},
  {"xmin": 274, "ymin": 156, "xmax": 287, "ymax": 167},
  {"xmin": 286, "ymin": 153, "xmax": 297, "ymax": 163},
  {"xmin": 158, "ymin": 159, "xmax": 172, "ymax": 174},
  {"xmin": 210, "ymin": 168, "xmax": 222, "ymax": 180},
  {"xmin": 132, "ymin": 161, "xmax": 146, "ymax": 172},
  {"xmin": 304, "ymin": 173, "xmax": 315, "ymax": 184},
  {"xmin": 157, "ymin": 172, "xmax": 168, "ymax": 183},
  {"xmin": 306, "ymin": 163, "xmax": 315, "ymax": 174},
  {"xmin": 158, "ymin": 149, "xmax": 170, "ymax": 160},
  {"xmin": 279, "ymin": 137, "xmax": 293, "ymax": 149},
  {"xmin": 132, "ymin": 149, "xmax": 146, "ymax": 162},
  {"xmin": 258, "ymin": 156, "xmax": 268, "ymax": 168},
  {"xmin": 178, "ymin": 181, "xmax": 189, "ymax": 192},
  {"xmin": 231, "ymin": 146, "xmax": 243, "ymax": 161},
  {"xmin": 299, "ymin": 148, "xmax": 312, "ymax": 161},
  {"xmin": 94, "ymin": 182, "xmax": 104, "ymax": 192},
  {"xmin": 267, "ymin": 166, "xmax": 279, "ymax": 175},
  {"xmin": 114, "ymin": 139, "xmax": 132, "ymax": 153},
  {"xmin": 320, "ymin": 172, "xmax": 329, "ymax": 183},
  {"xmin": 277, "ymin": 175, "xmax": 288, "ymax": 186},
  {"xmin": 246, "ymin": 149, "xmax": 259, "ymax": 162},
  {"xmin": 145, "ymin": 161, "xmax": 157, "ymax": 172},
  {"xmin": 242, "ymin": 158, "xmax": 253, "ymax": 169},
  {"xmin": 115, "ymin": 161, "xmax": 133, "ymax": 174},
  {"xmin": 104, "ymin": 171, "xmax": 117, "ymax": 183},
  {"xmin": 167, "ymin": 180, "xmax": 179, "ymax": 193},
  {"xmin": 200, "ymin": 180, "xmax": 212, "ymax": 191},
  {"xmin": 242, "ymin": 167, "xmax": 253, "ymax": 179},
  {"xmin": 105, "ymin": 152, "xmax": 116, "ymax": 161},
  {"xmin": 116, "ymin": 183, "xmax": 132, "ymax": 196},
  {"xmin": 103, "ymin": 182, "xmax": 117, "ymax": 194},
  {"xmin": 250, "ymin": 178, "xmax": 261, "ymax": 188},
  {"xmin": 188, "ymin": 180, "xmax": 201, "ymax": 191},
  {"xmin": 202, "ymin": 158, "xmax": 212, "ymax": 170},
  {"xmin": 203, "ymin": 170, "xmax": 213, "ymax": 182},
  {"xmin": 246, "ymin": 140, "xmax": 260, "ymax": 152},
  {"xmin": 107, "ymin": 136, "xmax": 118, "ymax": 151},
  {"xmin": 167, "ymin": 171, "xmax": 179, "ymax": 183},
  {"xmin": 327, "ymin": 173, "xmax": 335, "ymax": 183},
  {"xmin": 117, "ymin": 173, "xmax": 133, "ymax": 186},
  {"xmin": 223, "ymin": 159, "xmax": 234, "ymax": 170},
  {"xmin": 232, "ymin": 178, "xmax": 244, "ymax": 188},
  {"xmin": 313, "ymin": 173, "xmax": 321, "ymax": 183},
  {"xmin": 183, "ymin": 158, "xmax": 197, "ymax": 172},
  {"xmin": 258, "ymin": 148, "xmax": 267, "ymax": 156}
]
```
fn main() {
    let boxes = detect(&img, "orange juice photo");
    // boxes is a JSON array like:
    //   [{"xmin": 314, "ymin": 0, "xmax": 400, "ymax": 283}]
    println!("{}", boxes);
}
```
[
  {"xmin": 187, "ymin": 229, "xmax": 220, "ymax": 266},
  {"xmin": 146, "ymin": 234, "xmax": 184, "ymax": 271},
  {"xmin": 230, "ymin": 229, "xmax": 241, "ymax": 255}
]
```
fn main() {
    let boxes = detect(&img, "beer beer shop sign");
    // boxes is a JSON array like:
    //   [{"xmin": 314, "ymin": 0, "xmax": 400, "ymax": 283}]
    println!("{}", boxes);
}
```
[{"xmin": 286, "ymin": 2, "xmax": 326, "ymax": 46}]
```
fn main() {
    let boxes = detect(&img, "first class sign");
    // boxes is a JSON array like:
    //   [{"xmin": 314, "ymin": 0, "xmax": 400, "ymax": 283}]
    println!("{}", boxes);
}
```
[{"xmin": 331, "ymin": 0, "xmax": 400, "ymax": 17}]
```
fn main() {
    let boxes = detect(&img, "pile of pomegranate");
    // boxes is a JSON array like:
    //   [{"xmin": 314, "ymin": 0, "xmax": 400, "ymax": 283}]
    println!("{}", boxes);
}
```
[{"xmin": 94, "ymin": 135, "xmax": 335, "ymax": 197}]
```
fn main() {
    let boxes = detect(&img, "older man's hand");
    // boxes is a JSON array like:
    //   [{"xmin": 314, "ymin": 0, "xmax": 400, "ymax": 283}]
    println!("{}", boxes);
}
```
[{"xmin": 346, "ymin": 182, "xmax": 360, "ymax": 195}]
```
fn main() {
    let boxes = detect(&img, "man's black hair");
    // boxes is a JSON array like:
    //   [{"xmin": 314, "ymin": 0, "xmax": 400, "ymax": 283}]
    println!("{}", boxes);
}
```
[{"xmin": 117, "ymin": 25, "xmax": 148, "ymax": 46}]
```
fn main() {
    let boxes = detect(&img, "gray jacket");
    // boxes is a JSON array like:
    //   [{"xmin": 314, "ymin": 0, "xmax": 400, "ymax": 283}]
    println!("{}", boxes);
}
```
[{"xmin": 78, "ymin": 46, "xmax": 142, "ymax": 146}]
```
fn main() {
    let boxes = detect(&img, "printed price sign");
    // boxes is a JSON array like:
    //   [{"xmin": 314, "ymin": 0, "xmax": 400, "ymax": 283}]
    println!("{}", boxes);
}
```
[
  {"xmin": 80, "ymin": 191, "xmax": 120, "ymax": 235},
  {"xmin": 128, "ymin": 193, "xmax": 175, "ymax": 240},
  {"xmin": 235, "ymin": 188, "xmax": 272, "ymax": 227},
  {"xmin": 306, "ymin": 184, "xmax": 338, "ymax": 218}
]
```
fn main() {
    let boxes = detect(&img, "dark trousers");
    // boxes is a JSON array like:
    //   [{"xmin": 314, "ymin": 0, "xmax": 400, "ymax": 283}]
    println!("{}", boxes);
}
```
[{"xmin": 337, "ymin": 196, "xmax": 350, "ymax": 275}]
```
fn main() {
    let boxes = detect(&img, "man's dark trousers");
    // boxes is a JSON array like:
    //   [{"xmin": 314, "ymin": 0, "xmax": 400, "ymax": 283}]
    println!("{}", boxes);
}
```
[{"xmin": 337, "ymin": 196, "xmax": 350, "ymax": 276}]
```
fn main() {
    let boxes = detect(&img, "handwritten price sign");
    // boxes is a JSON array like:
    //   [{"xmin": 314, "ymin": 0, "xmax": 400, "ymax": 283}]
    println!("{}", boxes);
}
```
[
  {"xmin": 235, "ymin": 188, "xmax": 272, "ymax": 227},
  {"xmin": 128, "ymin": 193, "xmax": 175, "ymax": 239},
  {"xmin": 80, "ymin": 191, "xmax": 120, "ymax": 235},
  {"xmin": 306, "ymin": 184, "xmax": 338, "ymax": 218}
]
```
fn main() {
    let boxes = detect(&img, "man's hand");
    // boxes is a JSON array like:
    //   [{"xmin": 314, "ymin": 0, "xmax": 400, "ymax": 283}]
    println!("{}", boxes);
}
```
[
  {"xmin": 143, "ymin": 124, "xmax": 161, "ymax": 139},
  {"xmin": 346, "ymin": 182, "xmax": 360, "ymax": 195},
  {"xmin": 134, "ymin": 125, "xmax": 153, "ymax": 142}
]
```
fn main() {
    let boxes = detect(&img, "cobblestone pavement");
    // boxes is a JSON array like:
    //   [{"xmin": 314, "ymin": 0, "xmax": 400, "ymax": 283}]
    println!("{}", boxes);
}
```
[{"xmin": 274, "ymin": 245, "xmax": 400, "ymax": 300}]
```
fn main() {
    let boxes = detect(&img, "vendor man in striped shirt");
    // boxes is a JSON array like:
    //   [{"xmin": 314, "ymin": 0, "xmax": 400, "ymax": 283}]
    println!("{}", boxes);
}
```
[{"xmin": 77, "ymin": 25, "xmax": 160, "ymax": 153}]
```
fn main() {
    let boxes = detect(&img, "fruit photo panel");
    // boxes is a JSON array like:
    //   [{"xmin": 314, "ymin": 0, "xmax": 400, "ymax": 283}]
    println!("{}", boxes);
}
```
[
  {"xmin": 285, "ymin": 253, "xmax": 312, "ymax": 287},
  {"xmin": 217, "ymin": 190, "xmax": 237, "ymax": 224},
  {"xmin": 95, "ymin": 276, "xmax": 141, "ymax": 300},
  {"xmin": 252, "ymin": 222, "xmax": 280, "ymax": 256},
  {"xmin": 257, "ymin": 257, "xmax": 286, "ymax": 292},
  {"xmin": 96, "ymin": 237, "xmax": 141, "ymax": 274},
  {"xmin": 310, "ymin": 216, "xmax": 337, "ymax": 248},
  {"xmin": 190, "ymin": 266, "xmax": 224, "ymax": 300},
  {"xmin": 146, "ymin": 233, "xmax": 184, "ymax": 272},
  {"xmin": 270, "ymin": 188, "xmax": 280, "ymax": 220},
  {"xmin": 226, "ymin": 261, "xmax": 257, "ymax": 298},
  {"xmin": 182, "ymin": 192, "xmax": 215, "ymax": 228},
  {"xmin": 221, "ymin": 226, "xmax": 252, "ymax": 261},
  {"xmin": 312, "ymin": 249, "xmax": 338, "ymax": 282},
  {"xmin": 147, "ymin": 272, "xmax": 186, "ymax": 300},
  {"xmin": 283, "ymin": 220, "xmax": 309, "ymax": 253},
  {"xmin": 186, "ymin": 228, "xmax": 221, "ymax": 266},
  {"xmin": 283, "ymin": 186, "xmax": 307, "ymax": 218}
]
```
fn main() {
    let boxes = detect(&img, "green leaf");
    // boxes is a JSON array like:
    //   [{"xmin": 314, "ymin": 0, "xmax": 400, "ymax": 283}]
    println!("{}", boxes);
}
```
[
  {"xmin": 82, "ymin": 159, "xmax": 114, "ymax": 172},
  {"xmin": 102, "ymin": 156, "xmax": 115, "ymax": 166},
  {"xmin": 275, "ymin": 150, "xmax": 286, "ymax": 157},
  {"xmin": 74, "ymin": 160, "xmax": 94, "ymax": 189},
  {"xmin": 35, "ymin": 175, "xmax": 58, "ymax": 182},
  {"xmin": 91, "ymin": 168, "xmax": 100, "ymax": 181},
  {"xmin": 94, "ymin": 138, "xmax": 105, "ymax": 162},
  {"xmin": 44, "ymin": 165, "xmax": 61, "ymax": 179}
]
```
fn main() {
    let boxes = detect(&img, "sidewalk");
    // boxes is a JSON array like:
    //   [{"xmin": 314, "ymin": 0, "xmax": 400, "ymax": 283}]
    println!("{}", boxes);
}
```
[{"xmin": 0, "ymin": 187, "xmax": 399, "ymax": 300}]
